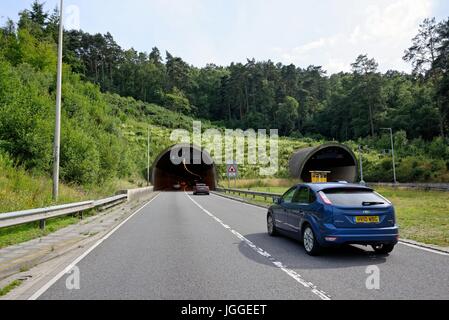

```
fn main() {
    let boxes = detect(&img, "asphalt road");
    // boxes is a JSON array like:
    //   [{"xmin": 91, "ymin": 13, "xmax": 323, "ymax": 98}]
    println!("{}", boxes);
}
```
[{"xmin": 39, "ymin": 192, "xmax": 449, "ymax": 300}]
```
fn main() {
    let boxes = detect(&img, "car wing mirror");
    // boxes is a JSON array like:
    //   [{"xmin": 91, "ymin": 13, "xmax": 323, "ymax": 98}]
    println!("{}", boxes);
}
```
[{"xmin": 273, "ymin": 197, "xmax": 283, "ymax": 205}]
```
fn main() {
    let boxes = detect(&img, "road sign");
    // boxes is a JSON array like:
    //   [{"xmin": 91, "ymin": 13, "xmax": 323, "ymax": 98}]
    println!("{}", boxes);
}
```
[{"xmin": 226, "ymin": 163, "xmax": 238, "ymax": 178}]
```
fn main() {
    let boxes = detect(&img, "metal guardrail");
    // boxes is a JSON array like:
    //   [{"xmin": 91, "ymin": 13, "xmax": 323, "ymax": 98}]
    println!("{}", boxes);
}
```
[
  {"xmin": 216, "ymin": 182, "xmax": 449, "ymax": 201},
  {"xmin": 368, "ymin": 183, "xmax": 449, "ymax": 191},
  {"xmin": 216, "ymin": 187, "xmax": 281, "ymax": 201},
  {"xmin": 0, "ymin": 194, "xmax": 128, "ymax": 230}
]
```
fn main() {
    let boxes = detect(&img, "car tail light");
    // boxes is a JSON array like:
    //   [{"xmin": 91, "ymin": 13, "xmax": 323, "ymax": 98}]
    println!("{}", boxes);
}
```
[{"xmin": 318, "ymin": 191, "xmax": 332, "ymax": 205}]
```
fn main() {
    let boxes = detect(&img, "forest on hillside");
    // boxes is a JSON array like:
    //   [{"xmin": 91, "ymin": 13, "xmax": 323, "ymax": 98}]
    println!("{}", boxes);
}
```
[
  {"xmin": 9, "ymin": 2, "xmax": 447, "ymax": 142},
  {"xmin": 0, "ymin": 2, "xmax": 449, "ymax": 187}
]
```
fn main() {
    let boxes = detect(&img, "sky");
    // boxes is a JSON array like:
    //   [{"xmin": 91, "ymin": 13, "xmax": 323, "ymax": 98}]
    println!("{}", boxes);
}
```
[{"xmin": 1, "ymin": 0, "xmax": 448, "ymax": 73}]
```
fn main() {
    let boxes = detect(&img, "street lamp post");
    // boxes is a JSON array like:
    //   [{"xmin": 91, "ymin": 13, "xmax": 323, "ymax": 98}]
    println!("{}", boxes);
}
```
[
  {"xmin": 147, "ymin": 126, "xmax": 151, "ymax": 187},
  {"xmin": 381, "ymin": 128, "xmax": 397, "ymax": 184},
  {"xmin": 52, "ymin": 0, "xmax": 64, "ymax": 201}
]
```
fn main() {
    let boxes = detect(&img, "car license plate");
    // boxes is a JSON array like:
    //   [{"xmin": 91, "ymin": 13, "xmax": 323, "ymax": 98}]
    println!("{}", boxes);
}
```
[{"xmin": 355, "ymin": 216, "xmax": 380, "ymax": 223}]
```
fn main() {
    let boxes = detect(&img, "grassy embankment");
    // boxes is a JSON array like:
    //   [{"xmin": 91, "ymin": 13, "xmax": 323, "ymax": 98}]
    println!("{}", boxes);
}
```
[
  {"xmin": 220, "ymin": 179, "xmax": 449, "ymax": 247},
  {"xmin": 0, "ymin": 153, "xmax": 143, "ymax": 249}
]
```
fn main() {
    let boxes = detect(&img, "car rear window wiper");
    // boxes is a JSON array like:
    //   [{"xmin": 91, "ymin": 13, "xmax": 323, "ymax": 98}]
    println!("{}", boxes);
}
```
[{"xmin": 362, "ymin": 201, "xmax": 385, "ymax": 206}]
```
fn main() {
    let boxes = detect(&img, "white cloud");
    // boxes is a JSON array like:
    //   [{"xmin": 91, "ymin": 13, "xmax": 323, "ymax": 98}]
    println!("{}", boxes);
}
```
[
  {"xmin": 365, "ymin": 0, "xmax": 432, "ymax": 40},
  {"xmin": 274, "ymin": 0, "xmax": 434, "ymax": 73}
]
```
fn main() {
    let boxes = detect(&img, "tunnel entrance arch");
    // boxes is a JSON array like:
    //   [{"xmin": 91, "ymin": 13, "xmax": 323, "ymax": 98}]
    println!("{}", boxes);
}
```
[
  {"xmin": 289, "ymin": 143, "xmax": 358, "ymax": 183},
  {"xmin": 151, "ymin": 144, "xmax": 217, "ymax": 191}
]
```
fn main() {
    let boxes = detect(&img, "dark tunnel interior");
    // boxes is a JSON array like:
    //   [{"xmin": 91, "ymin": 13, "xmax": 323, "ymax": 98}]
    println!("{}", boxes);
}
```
[
  {"xmin": 301, "ymin": 147, "xmax": 357, "ymax": 183},
  {"xmin": 152, "ymin": 146, "xmax": 217, "ymax": 191}
]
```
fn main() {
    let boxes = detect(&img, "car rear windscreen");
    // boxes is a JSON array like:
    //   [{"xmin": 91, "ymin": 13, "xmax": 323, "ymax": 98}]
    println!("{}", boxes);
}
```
[{"xmin": 322, "ymin": 188, "xmax": 386, "ymax": 206}]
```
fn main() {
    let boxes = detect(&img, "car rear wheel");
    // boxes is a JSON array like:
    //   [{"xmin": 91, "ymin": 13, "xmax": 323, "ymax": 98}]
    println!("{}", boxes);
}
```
[
  {"xmin": 303, "ymin": 226, "xmax": 321, "ymax": 256},
  {"xmin": 372, "ymin": 244, "xmax": 395, "ymax": 255},
  {"xmin": 267, "ymin": 214, "xmax": 278, "ymax": 236}
]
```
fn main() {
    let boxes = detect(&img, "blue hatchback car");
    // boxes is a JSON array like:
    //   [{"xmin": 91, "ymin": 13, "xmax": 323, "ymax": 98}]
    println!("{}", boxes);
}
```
[{"xmin": 267, "ymin": 183, "xmax": 399, "ymax": 256}]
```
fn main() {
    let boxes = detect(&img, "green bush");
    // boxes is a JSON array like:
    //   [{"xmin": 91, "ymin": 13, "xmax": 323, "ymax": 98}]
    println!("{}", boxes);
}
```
[{"xmin": 60, "ymin": 127, "xmax": 100, "ymax": 185}]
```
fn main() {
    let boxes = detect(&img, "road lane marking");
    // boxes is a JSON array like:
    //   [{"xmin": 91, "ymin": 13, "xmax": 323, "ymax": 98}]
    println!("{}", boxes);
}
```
[
  {"xmin": 28, "ymin": 193, "xmax": 161, "ymax": 300},
  {"xmin": 186, "ymin": 192, "xmax": 332, "ymax": 301},
  {"xmin": 213, "ymin": 192, "xmax": 449, "ymax": 257},
  {"xmin": 399, "ymin": 241, "xmax": 449, "ymax": 256}
]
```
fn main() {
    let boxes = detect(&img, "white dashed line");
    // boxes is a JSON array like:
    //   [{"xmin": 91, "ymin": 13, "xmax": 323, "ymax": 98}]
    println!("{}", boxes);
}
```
[{"xmin": 186, "ymin": 192, "xmax": 332, "ymax": 301}]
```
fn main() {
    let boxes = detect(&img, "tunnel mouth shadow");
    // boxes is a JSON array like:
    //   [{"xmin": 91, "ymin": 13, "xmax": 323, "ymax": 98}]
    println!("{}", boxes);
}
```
[
  {"xmin": 151, "ymin": 144, "xmax": 217, "ymax": 192},
  {"xmin": 238, "ymin": 233, "xmax": 388, "ymax": 270}
]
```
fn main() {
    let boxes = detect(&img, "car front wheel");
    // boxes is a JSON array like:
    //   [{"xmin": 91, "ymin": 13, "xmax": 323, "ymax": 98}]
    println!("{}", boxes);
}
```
[
  {"xmin": 372, "ymin": 244, "xmax": 395, "ymax": 255},
  {"xmin": 302, "ymin": 226, "xmax": 321, "ymax": 256}
]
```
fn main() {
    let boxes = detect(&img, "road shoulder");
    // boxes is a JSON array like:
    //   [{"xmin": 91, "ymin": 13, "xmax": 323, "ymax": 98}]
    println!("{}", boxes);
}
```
[{"xmin": 0, "ymin": 192, "xmax": 159, "ymax": 300}]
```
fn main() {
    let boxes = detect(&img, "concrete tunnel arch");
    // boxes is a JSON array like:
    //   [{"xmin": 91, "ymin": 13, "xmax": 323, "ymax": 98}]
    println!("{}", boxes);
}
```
[
  {"xmin": 151, "ymin": 144, "xmax": 217, "ymax": 191},
  {"xmin": 289, "ymin": 143, "xmax": 358, "ymax": 183}
]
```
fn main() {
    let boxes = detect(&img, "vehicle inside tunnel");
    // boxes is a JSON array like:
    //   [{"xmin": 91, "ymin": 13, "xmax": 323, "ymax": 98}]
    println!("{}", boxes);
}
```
[
  {"xmin": 289, "ymin": 144, "xmax": 358, "ymax": 183},
  {"xmin": 151, "ymin": 144, "xmax": 217, "ymax": 191}
]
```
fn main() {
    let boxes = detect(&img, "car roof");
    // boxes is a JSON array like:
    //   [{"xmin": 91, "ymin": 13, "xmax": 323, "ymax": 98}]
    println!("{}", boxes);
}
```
[{"xmin": 299, "ymin": 183, "xmax": 373, "ymax": 192}]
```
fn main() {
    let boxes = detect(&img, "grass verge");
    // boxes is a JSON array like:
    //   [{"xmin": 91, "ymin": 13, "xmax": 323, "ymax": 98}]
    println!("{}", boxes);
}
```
[
  {"xmin": 0, "ymin": 155, "xmax": 144, "ymax": 249},
  {"xmin": 0, "ymin": 152, "xmax": 143, "ymax": 214},
  {"xmin": 0, "ymin": 210, "xmax": 103, "ymax": 249},
  {"xmin": 0, "ymin": 280, "xmax": 23, "ymax": 297}
]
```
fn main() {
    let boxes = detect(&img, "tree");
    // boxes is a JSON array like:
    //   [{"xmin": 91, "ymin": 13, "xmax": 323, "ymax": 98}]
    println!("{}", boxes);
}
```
[
  {"xmin": 149, "ymin": 47, "xmax": 163, "ymax": 65},
  {"xmin": 17, "ymin": 1, "xmax": 48, "ymax": 40},
  {"xmin": 435, "ymin": 19, "xmax": 449, "ymax": 135},
  {"xmin": 404, "ymin": 17, "xmax": 446, "ymax": 136},
  {"xmin": 404, "ymin": 18, "xmax": 439, "ymax": 76},
  {"xmin": 351, "ymin": 55, "xmax": 378, "ymax": 75},
  {"xmin": 276, "ymin": 96, "xmax": 299, "ymax": 135},
  {"xmin": 351, "ymin": 55, "xmax": 383, "ymax": 137},
  {"xmin": 29, "ymin": 1, "xmax": 48, "ymax": 27},
  {"xmin": 164, "ymin": 87, "xmax": 191, "ymax": 114},
  {"xmin": 46, "ymin": 6, "xmax": 61, "ymax": 41},
  {"xmin": 189, "ymin": 64, "xmax": 229, "ymax": 119},
  {"xmin": 165, "ymin": 51, "xmax": 191, "ymax": 92}
]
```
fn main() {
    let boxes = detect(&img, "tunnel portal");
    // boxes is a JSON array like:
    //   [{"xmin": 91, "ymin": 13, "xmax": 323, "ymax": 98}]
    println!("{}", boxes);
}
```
[
  {"xmin": 152, "ymin": 144, "xmax": 217, "ymax": 191},
  {"xmin": 289, "ymin": 143, "xmax": 358, "ymax": 183}
]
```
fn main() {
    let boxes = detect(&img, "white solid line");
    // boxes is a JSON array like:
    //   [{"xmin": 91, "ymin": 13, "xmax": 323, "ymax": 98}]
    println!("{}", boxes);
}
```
[
  {"xmin": 213, "ymin": 192, "xmax": 449, "ymax": 258},
  {"xmin": 399, "ymin": 241, "xmax": 449, "ymax": 256},
  {"xmin": 28, "ymin": 194, "xmax": 161, "ymax": 300},
  {"xmin": 185, "ymin": 192, "xmax": 331, "ymax": 300}
]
